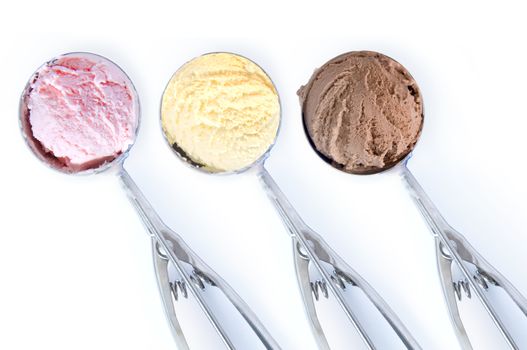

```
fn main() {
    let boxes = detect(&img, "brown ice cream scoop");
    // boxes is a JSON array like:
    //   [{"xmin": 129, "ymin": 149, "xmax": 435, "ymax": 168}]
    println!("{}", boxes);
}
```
[
  {"xmin": 299, "ymin": 51, "xmax": 527, "ymax": 349},
  {"xmin": 298, "ymin": 51, "xmax": 423, "ymax": 174}
]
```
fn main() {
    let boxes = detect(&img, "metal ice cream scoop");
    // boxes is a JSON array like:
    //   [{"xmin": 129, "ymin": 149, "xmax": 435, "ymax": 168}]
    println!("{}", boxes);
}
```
[
  {"xmin": 20, "ymin": 52, "xmax": 279, "ymax": 350},
  {"xmin": 301, "ymin": 51, "xmax": 527, "ymax": 350},
  {"xmin": 162, "ymin": 52, "xmax": 420, "ymax": 350}
]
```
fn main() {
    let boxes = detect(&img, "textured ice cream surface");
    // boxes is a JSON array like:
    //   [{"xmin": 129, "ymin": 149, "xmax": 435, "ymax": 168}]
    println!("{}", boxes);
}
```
[
  {"xmin": 299, "ymin": 51, "xmax": 423, "ymax": 174},
  {"xmin": 22, "ymin": 53, "xmax": 138, "ymax": 173},
  {"xmin": 161, "ymin": 53, "xmax": 280, "ymax": 173}
]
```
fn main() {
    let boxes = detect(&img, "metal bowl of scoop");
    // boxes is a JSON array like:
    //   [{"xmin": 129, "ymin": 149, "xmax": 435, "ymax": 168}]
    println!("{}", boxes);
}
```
[
  {"xmin": 299, "ymin": 50, "xmax": 424, "ymax": 175},
  {"xmin": 19, "ymin": 51, "xmax": 141, "ymax": 175},
  {"xmin": 159, "ymin": 51, "xmax": 282, "ymax": 175}
]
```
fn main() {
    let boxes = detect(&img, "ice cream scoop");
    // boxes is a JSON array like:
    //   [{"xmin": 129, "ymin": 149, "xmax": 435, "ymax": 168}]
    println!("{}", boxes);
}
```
[
  {"xmin": 161, "ymin": 52, "xmax": 280, "ymax": 173},
  {"xmin": 299, "ymin": 50, "xmax": 527, "ymax": 349},
  {"xmin": 20, "ymin": 52, "xmax": 139, "ymax": 173},
  {"xmin": 299, "ymin": 51, "xmax": 423, "ymax": 174},
  {"xmin": 161, "ymin": 52, "xmax": 419, "ymax": 349},
  {"xmin": 20, "ymin": 52, "xmax": 278, "ymax": 350}
]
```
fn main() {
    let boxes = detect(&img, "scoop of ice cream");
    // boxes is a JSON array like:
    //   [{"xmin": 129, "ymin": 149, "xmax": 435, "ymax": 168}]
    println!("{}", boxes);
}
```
[
  {"xmin": 161, "ymin": 53, "xmax": 280, "ymax": 173},
  {"xmin": 22, "ymin": 53, "xmax": 138, "ymax": 172},
  {"xmin": 298, "ymin": 51, "xmax": 423, "ymax": 174}
]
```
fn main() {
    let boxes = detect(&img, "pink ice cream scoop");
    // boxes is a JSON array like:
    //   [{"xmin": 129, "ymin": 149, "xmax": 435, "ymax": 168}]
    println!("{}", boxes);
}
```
[{"xmin": 20, "ymin": 52, "xmax": 139, "ymax": 172}]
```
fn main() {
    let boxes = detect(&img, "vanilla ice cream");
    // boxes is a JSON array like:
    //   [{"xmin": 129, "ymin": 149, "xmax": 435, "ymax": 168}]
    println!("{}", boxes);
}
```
[{"xmin": 161, "ymin": 53, "xmax": 280, "ymax": 173}]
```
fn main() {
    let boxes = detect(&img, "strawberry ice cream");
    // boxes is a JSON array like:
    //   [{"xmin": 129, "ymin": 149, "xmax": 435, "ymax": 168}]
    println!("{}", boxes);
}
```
[{"xmin": 21, "ymin": 53, "xmax": 139, "ymax": 172}]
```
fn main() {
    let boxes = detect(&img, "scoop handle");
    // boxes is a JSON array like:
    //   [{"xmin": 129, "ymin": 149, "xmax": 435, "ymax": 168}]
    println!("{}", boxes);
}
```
[
  {"xmin": 257, "ymin": 165, "xmax": 420, "ymax": 349},
  {"xmin": 400, "ymin": 165, "xmax": 527, "ymax": 349},
  {"xmin": 117, "ymin": 168, "xmax": 280, "ymax": 350}
]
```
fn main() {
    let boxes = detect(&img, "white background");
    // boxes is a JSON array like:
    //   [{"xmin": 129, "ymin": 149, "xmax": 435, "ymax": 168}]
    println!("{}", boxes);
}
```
[{"xmin": 1, "ymin": 1, "xmax": 526, "ymax": 349}]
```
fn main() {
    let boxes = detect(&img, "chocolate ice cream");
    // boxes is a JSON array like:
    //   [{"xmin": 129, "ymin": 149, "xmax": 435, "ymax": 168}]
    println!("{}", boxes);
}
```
[{"xmin": 298, "ymin": 51, "xmax": 423, "ymax": 174}]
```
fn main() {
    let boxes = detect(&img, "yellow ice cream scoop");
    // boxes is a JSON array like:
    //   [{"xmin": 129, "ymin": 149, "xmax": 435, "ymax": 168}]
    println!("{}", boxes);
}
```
[{"xmin": 161, "ymin": 52, "xmax": 280, "ymax": 173}]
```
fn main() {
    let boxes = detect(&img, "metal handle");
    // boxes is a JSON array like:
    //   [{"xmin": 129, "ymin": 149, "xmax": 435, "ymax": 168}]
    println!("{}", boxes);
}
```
[
  {"xmin": 257, "ymin": 165, "xmax": 420, "ymax": 349},
  {"xmin": 401, "ymin": 165, "xmax": 527, "ymax": 349},
  {"xmin": 118, "ymin": 168, "xmax": 280, "ymax": 350}
]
